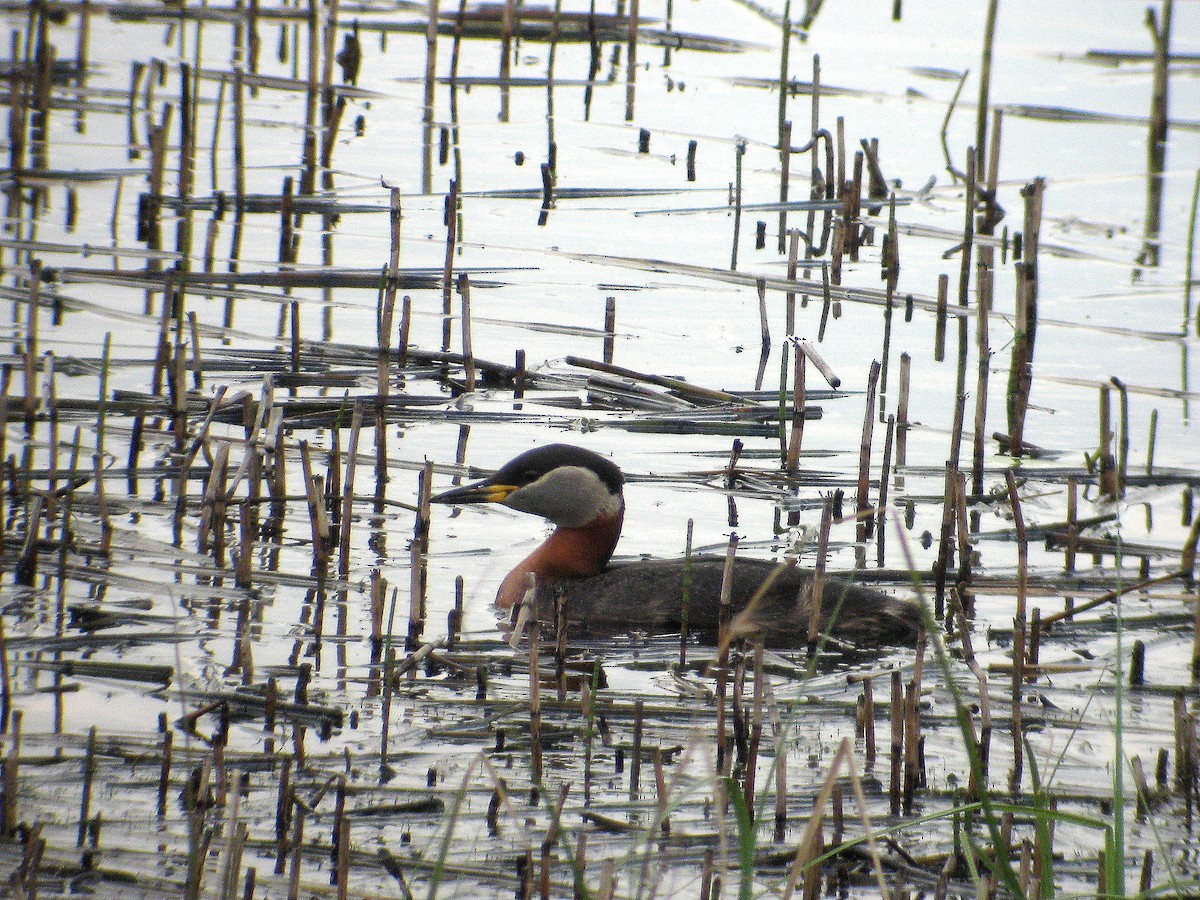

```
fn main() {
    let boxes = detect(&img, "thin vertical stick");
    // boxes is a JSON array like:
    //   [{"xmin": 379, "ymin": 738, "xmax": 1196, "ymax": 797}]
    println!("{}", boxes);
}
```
[
  {"xmin": 1005, "ymin": 468, "xmax": 1027, "ymax": 795},
  {"xmin": 807, "ymin": 496, "xmax": 832, "ymax": 649},
  {"xmin": 973, "ymin": 0, "xmax": 999, "ymax": 179},
  {"xmin": 422, "ymin": 0, "xmax": 439, "ymax": 189},
  {"xmin": 602, "ymin": 297, "xmax": 616, "ymax": 365},
  {"xmin": 458, "ymin": 274, "xmax": 475, "ymax": 392},
  {"xmin": 972, "ymin": 262, "xmax": 991, "ymax": 495},
  {"xmin": 441, "ymin": 180, "xmax": 458, "ymax": 346},
  {"xmin": 934, "ymin": 273, "xmax": 948, "ymax": 362},
  {"xmin": 786, "ymin": 345, "xmax": 805, "ymax": 474},
  {"xmin": 730, "ymin": 140, "xmax": 745, "ymax": 271},
  {"xmin": 498, "ymin": 0, "xmax": 513, "ymax": 122},
  {"xmin": 623, "ymin": 0, "xmax": 638, "ymax": 121},
  {"xmin": 855, "ymin": 360, "xmax": 881, "ymax": 545},
  {"xmin": 896, "ymin": 351, "xmax": 910, "ymax": 482}
]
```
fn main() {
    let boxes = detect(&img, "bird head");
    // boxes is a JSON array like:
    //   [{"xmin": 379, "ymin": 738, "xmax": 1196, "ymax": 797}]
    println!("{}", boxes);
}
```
[{"xmin": 431, "ymin": 444, "xmax": 624, "ymax": 529}]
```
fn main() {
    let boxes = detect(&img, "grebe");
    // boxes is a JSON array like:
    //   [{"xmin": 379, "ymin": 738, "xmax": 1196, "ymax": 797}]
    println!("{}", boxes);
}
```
[{"xmin": 432, "ymin": 444, "xmax": 919, "ymax": 646}]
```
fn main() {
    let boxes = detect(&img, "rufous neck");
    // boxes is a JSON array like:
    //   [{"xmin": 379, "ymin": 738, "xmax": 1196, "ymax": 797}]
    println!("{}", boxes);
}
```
[{"xmin": 496, "ymin": 508, "xmax": 624, "ymax": 608}]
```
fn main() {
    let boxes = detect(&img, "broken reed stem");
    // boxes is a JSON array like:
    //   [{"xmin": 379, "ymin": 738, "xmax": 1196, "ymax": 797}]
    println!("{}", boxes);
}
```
[
  {"xmin": 337, "ymin": 401, "xmax": 363, "ymax": 579},
  {"xmin": 623, "ymin": 0, "xmax": 638, "ymax": 121},
  {"xmin": 1113, "ymin": 377, "xmax": 1129, "ymax": 497},
  {"xmin": 855, "ymin": 360, "xmax": 881, "ymax": 546},
  {"xmin": 1005, "ymin": 468, "xmax": 1027, "ymax": 795},
  {"xmin": 934, "ymin": 272, "xmax": 948, "ymax": 362},
  {"xmin": 602, "ymin": 296, "xmax": 616, "ymax": 365},
  {"xmin": 1007, "ymin": 178, "xmax": 1044, "ymax": 455},
  {"xmin": 778, "ymin": 120, "xmax": 792, "ymax": 254},
  {"xmin": 731, "ymin": 140, "xmax": 746, "ymax": 271},
  {"xmin": 952, "ymin": 591, "xmax": 991, "ymax": 799},
  {"xmin": 422, "ymin": 0, "xmax": 440, "ymax": 188},
  {"xmin": 743, "ymin": 640, "xmax": 765, "ymax": 811},
  {"xmin": 715, "ymin": 533, "xmax": 738, "ymax": 775},
  {"xmin": 972, "ymin": 260, "xmax": 991, "ymax": 496},
  {"xmin": 679, "ymin": 519, "xmax": 693, "ymax": 668},
  {"xmin": 528, "ymin": 592, "xmax": 543, "ymax": 796},
  {"xmin": 876, "ymin": 414, "xmax": 894, "ymax": 567},
  {"xmin": 457, "ymin": 273, "xmax": 476, "ymax": 392},
  {"xmin": 629, "ymin": 698, "xmax": 643, "ymax": 801},
  {"xmin": 408, "ymin": 460, "xmax": 432, "ymax": 649},
  {"xmin": 24, "ymin": 259, "xmax": 40, "ymax": 430},
  {"xmin": 895, "ymin": 351, "xmax": 910, "ymax": 488},
  {"xmin": 442, "ymin": 179, "xmax": 458, "ymax": 343},
  {"xmin": 786, "ymin": 342, "xmax": 805, "ymax": 475},
  {"xmin": 974, "ymin": 0, "xmax": 999, "ymax": 179},
  {"xmin": 933, "ymin": 460, "xmax": 957, "ymax": 617},
  {"xmin": 497, "ymin": 0, "xmax": 514, "ymax": 122},
  {"xmin": 797, "ymin": 339, "xmax": 840, "ymax": 389},
  {"xmin": 1138, "ymin": 0, "xmax": 1173, "ymax": 268},
  {"xmin": 954, "ymin": 148, "xmax": 977, "ymax": 407},
  {"xmin": 807, "ymin": 495, "xmax": 832, "ymax": 649}
]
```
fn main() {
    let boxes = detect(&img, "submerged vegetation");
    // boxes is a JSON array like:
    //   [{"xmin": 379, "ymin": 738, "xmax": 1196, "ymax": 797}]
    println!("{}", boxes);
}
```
[{"xmin": 0, "ymin": 0, "xmax": 1198, "ymax": 896}]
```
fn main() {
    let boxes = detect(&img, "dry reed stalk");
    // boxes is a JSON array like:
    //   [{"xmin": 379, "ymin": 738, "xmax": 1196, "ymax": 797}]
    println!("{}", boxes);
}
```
[
  {"xmin": 1138, "ymin": 0, "xmax": 1173, "ymax": 267},
  {"xmin": 374, "ymin": 646, "xmax": 397, "ymax": 777},
  {"xmin": 797, "ymin": 340, "xmax": 839, "ymax": 388},
  {"xmin": 972, "ymin": 261, "xmax": 992, "ymax": 494},
  {"xmin": 629, "ymin": 697, "xmax": 643, "ymax": 800},
  {"xmin": 731, "ymin": 140, "xmax": 746, "ymax": 270},
  {"xmin": 442, "ymin": 181, "xmax": 458, "ymax": 346},
  {"xmin": 0, "ymin": 617, "xmax": 10, "ymax": 735},
  {"xmin": 807, "ymin": 496, "xmax": 832, "ymax": 649},
  {"xmin": 855, "ymin": 360, "xmax": 880, "ymax": 546},
  {"xmin": 409, "ymin": 461, "xmax": 432, "ymax": 649},
  {"xmin": 778, "ymin": 119, "xmax": 792, "ymax": 252},
  {"xmin": 786, "ymin": 342, "xmax": 806, "ymax": 476},
  {"xmin": 1, "ymin": 709, "xmax": 19, "ymax": 835},
  {"xmin": 15, "ymin": 496, "xmax": 44, "ymax": 586},
  {"xmin": 1113, "ymin": 377, "xmax": 1130, "ymax": 496},
  {"xmin": 743, "ymin": 639, "xmax": 765, "ymax": 808},
  {"xmin": 888, "ymin": 668, "xmax": 901, "ymax": 815},
  {"xmin": 725, "ymin": 438, "xmax": 742, "ymax": 527},
  {"xmin": 1007, "ymin": 178, "xmax": 1044, "ymax": 455},
  {"xmin": 952, "ymin": 592, "xmax": 991, "ymax": 799},
  {"xmin": 974, "ymin": 0, "xmax": 999, "ymax": 180},
  {"xmin": 398, "ymin": 296, "xmax": 412, "ymax": 368},
  {"xmin": 624, "ymin": 0, "xmax": 639, "ymax": 121},
  {"xmin": 715, "ymin": 533, "xmax": 738, "ymax": 775},
  {"xmin": 498, "ymin": 0, "xmax": 514, "ymax": 122},
  {"xmin": 529, "ymin": 599, "xmax": 543, "ymax": 796},
  {"xmin": 876, "ymin": 414, "xmax": 894, "ymax": 566},
  {"xmin": 902, "ymin": 679, "xmax": 919, "ymax": 812},
  {"xmin": 1005, "ymin": 469, "xmax": 1027, "ymax": 794},
  {"xmin": 23, "ymin": 260, "xmax": 40, "ymax": 430},
  {"xmin": 336, "ymin": 401, "xmax": 363, "ymax": 579},
  {"xmin": 954, "ymin": 148, "xmax": 977, "ymax": 413},
  {"xmin": 933, "ymin": 272, "xmax": 948, "ymax": 362},
  {"xmin": 458, "ymin": 274, "xmax": 476, "ymax": 391},
  {"xmin": 782, "ymin": 738, "xmax": 888, "ymax": 899},
  {"xmin": 76, "ymin": 726, "xmax": 97, "ymax": 848},
  {"xmin": 603, "ymin": 297, "xmax": 616, "ymax": 364},
  {"xmin": 785, "ymin": 228, "xmax": 800, "ymax": 330},
  {"xmin": 953, "ymin": 471, "xmax": 972, "ymax": 607}
]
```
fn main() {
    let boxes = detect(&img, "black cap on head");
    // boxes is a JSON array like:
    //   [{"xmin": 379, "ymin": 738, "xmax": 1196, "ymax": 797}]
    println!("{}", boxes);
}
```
[{"xmin": 492, "ymin": 444, "xmax": 623, "ymax": 495}]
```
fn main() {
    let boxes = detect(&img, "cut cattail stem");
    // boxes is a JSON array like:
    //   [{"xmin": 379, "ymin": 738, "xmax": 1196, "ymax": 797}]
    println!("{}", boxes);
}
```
[
  {"xmin": 934, "ymin": 273, "xmax": 948, "ymax": 362},
  {"xmin": 603, "ymin": 297, "xmax": 616, "ymax": 365}
]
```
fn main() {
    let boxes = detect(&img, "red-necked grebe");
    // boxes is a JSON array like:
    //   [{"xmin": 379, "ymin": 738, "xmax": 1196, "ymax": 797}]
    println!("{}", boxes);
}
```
[{"xmin": 432, "ymin": 444, "xmax": 919, "ymax": 645}]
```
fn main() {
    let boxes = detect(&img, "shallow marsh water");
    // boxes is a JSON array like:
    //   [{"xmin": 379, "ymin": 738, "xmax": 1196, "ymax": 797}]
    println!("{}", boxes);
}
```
[{"xmin": 1, "ymin": 0, "xmax": 1200, "ymax": 896}]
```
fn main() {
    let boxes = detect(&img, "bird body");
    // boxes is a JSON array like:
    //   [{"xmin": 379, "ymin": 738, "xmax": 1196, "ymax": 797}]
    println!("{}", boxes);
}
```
[
  {"xmin": 542, "ymin": 557, "xmax": 918, "ymax": 645},
  {"xmin": 432, "ymin": 443, "xmax": 919, "ymax": 646}
]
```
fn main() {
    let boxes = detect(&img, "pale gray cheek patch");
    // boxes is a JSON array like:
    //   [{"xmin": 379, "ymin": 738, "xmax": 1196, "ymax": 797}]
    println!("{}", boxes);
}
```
[{"xmin": 502, "ymin": 466, "xmax": 619, "ymax": 528}]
